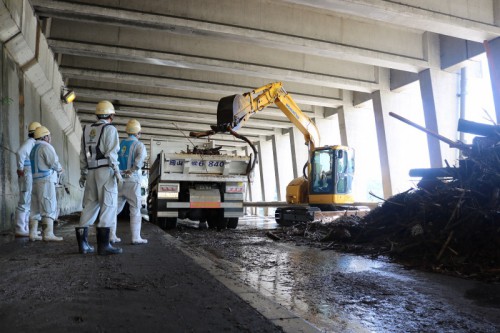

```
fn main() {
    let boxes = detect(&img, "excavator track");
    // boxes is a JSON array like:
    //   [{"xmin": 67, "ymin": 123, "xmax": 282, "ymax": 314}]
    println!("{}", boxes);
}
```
[
  {"xmin": 275, "ymin": 206, "xmax": 319, "ymax": 226},
  {"xmin": 275, "ymin": 205, "xmax": 370, "ymax": 226}
]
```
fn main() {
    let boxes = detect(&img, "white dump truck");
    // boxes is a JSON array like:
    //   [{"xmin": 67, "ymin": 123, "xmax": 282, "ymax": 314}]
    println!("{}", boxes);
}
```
[{"xmin": 148, "ymin": 138, "xmax": 251, "ymax": 229}]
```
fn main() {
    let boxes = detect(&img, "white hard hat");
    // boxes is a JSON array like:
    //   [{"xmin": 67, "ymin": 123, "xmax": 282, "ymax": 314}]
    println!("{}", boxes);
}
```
[
  {"xmin": 34, "ymin": 126, "xmax": 50, "ymax": 139},
  {"xmin": 28, "ymin": 121, "xmax": 42, "ymax": 132},
  {"xmin": 95, "ymin": 100, "xmax": 115, "ymax": 116},
  {"xmin": 126, "ymin": 119, "xmax": 141, "ymax": 134}
]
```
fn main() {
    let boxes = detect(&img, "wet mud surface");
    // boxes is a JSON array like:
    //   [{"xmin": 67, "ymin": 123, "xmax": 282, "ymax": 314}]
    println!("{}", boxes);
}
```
[
  {"xmin": 0, "ymin": 215, "xmax": 284, "ymax": 333},
  {"xmin": 168, "ymin": 217, "xmax": 500, "ymax": 333}
]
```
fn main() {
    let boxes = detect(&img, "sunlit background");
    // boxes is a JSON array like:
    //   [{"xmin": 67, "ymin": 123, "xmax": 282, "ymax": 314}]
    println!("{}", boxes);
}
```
[{"xmin": 251, "ymin": 53, "xmax": 496, "ymax": 213}]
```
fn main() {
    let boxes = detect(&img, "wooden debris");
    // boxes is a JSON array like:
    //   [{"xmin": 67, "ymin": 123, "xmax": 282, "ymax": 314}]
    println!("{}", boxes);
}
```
[
  {"xmin": 270, "ymin": 129, "xmax": 500, "ymax": 282},
  {"xmin": 265, "ymin": 231, "xmax": 281, "ymax": 241}
]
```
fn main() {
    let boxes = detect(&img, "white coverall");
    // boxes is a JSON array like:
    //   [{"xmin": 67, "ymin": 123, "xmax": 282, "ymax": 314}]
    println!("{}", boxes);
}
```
[
  {"xmin": 14, "ymin": 137, "xmax": 36, "ymax": 235},
  {"xmin": 79, "ymin": 120, "xmax": 120, "ymax": 228},
  {"xmin": 114, "ymin": 135, "xmax": 148, "ymax": 243},
  {"xmin": 29, "ymin": 141, "xmax": 63, "ymax": 221},
  {"xmin": 117, "ymin": 135, "xmax": 147, "ymax": 218}
]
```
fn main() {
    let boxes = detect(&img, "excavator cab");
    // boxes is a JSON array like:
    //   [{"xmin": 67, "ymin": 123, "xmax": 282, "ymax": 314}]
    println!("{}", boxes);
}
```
[{"xmin": 308, "ymin": 146, "xmax": 355, "ymax": 205}]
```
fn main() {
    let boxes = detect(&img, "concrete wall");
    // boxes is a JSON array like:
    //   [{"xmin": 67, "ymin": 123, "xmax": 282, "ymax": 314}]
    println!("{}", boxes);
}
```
[
  {"xmin": 0, "ymin": 0, "xmax": 83, "ymax": 232},
  {"xmin": 0, "ymin": 46, "xmax": 20, "ymax": 230}
]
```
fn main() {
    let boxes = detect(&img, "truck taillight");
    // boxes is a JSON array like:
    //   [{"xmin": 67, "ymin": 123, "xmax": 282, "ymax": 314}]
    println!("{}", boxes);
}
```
[
  {"xmin": 226, "ymin": 182, "xmax": 245, "ymax": 193},
  {"xmin": 158, "ymin": 183, "xmax": 179, "ymax": 199},
  {"xmin": 159, "ymin": 183, "xmax": 179, "ymax": 192}
]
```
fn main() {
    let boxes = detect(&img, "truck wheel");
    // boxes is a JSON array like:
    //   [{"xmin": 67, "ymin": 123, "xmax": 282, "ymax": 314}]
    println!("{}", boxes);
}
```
[
  {"xmin": 207, "ymin": 209, "xmax": 223, "ymax": 229},
  {"xmin": 216, "ymin": 218, "xmax": 227, "ymax": 231},
  {"xmin": 226, "ymin": 218, "xmax": 239, "ymax": 229},
  {"xmin": 207, "ymin": 218, "xmax": 216, "ymax": 229},
  {"xmin": 148, "ymin": 191, "xmax": 158, "ymax": 226},
  {"xmin": 164, "ymin": 217, "xmax": 177, "ymax": 229},
  {"xmin": 156, "ymin": 217, "xmax": 166, "ymax": 229}
]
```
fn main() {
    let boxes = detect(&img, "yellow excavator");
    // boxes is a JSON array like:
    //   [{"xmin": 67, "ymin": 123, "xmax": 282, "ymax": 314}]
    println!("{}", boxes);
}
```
[{"xmin": 213, "ymin": 82, "xmax": 365, "ymax": 226}]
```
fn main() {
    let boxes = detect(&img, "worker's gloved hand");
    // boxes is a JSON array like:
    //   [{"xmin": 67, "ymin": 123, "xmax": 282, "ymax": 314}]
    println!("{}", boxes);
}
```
[
  {"xmin": 17, "ymin": 169, "xmax": 25, "ymax": 177},
  {"xmin": 79, "ymin": 175, "xmax": 86, "ymax": 188},
  {"xmin": 123, "ymin": 169, "xmax": 133, "ymax": 178},
  {"xmin": 114, "ymin": 170, "xmax": 123, "ymax": 187},
  {"xmin": 57, "ymin": 168, "xmax": 65, "ymax": 181}
]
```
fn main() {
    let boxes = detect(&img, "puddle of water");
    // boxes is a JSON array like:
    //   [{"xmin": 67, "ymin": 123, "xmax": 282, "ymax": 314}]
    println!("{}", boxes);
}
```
[
  {"xmin": 175, "ymin": 215, "xmax": 500, "ymax": 332},
  {"xmin": 238, "ymin": 216, "xmax": 278, "ymax": 230}
]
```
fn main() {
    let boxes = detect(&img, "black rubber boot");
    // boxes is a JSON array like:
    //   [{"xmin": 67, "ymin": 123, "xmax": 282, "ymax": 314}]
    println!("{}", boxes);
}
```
[
  {"xmin": 75, "ymin": 227, "xmax": 94, "ymax": 254},
  {"xmin": 96, "ymin": 227, "xmax": 123, "ymax": 255}
]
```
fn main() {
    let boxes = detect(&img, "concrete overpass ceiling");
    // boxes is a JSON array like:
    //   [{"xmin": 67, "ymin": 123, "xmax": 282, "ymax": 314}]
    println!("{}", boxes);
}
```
[{"xmin": 30, "ymin": 0, "xmax": 500, "ymax": 153}]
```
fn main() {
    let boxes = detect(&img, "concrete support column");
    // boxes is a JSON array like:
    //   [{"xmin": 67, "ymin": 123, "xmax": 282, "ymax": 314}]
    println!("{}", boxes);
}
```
[
  {"xmin": 254, "ymin": 141, "xmax": 269, "ymax": 215},
  {"xmin": 270, "ymin": 135, "xmax": 281, "ymax": 202},
  {"xmin": 418, "ymin": 69, "xmax": 443, "ymax": 168},
  {"xmin": 285, "ymin": 128, "xmax": 298, "ymax": 179},
  {"xmin": 255, "ymin": 141, "xmax": 265, "ymax": 202},
  {"xmin": 243, "ymin": 146, "xmax": 254, "ymax": 215},
  {"xmin": 337, "ymin": 107, "xmax": 348, "ymax": 147},
  {"xmin": 313, "ymin": 105, "xmax": 340, "ymax": 147},
  {"xmin": 371, "ymin": 90, "xmax": 393, "ymax": 199},
  {"xmin": 484, "ymin": 37, "xmax": 500, "ymax": 123},
  {"xmin": 418, "ymin": 68, "xmax": 459, "ymax": 167},
  {"xmin": 289, "ymin": 126, "xmax": 309, "ymax": 179}
]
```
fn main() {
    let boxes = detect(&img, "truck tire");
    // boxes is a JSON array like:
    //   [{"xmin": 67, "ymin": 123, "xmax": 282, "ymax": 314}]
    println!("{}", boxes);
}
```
[
  {"xmin": 163, "ymin": 217, "xmax": 177, "ymax": 230},
  {"xmin": 207, "ymin": 209, "xmax": 223, "ymax": 229},
  {"xmin": 148, "ymin": 191, "xmax": 158, "ymax": 226},
  {"xmin": 216, "ymin": 218, "xmax": 227, "ymax": 231},
  {"xmin": 156, "ymin": 217, "xmax": 177, "ymax": 229},
  {"xmin": 226, "ymin": 218, "xmax": 239, "ymax": 229}
]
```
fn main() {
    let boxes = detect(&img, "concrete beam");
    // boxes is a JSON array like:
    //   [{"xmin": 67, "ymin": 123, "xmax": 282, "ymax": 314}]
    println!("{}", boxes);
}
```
[
  {"xmin": 439, "ymin": 35, "xmax": 484, "ymax": 72},
  {"xmin": 0, "ymin": 0, "xmax": 21, "ymax": 42},
  {"xmin": 62, "ymin": 67, "xmax": 343, "ymax": 108},
  {"xmin": 75, "ymin": 102, "xmax": 294, "ymax": 129},
  {"xmin": 77, "ymin": 108, "xmax": 290, "ymax": 131},
  {"xmin": 74, "ymin": 87, "xmax": 217, "ymax": 110},
  {"xmin": 390, "ymin": 69, "xmax": 419, "ymax": 91},
  {"xmin": 48, "ymin": 40, "xmax": 378, "ymax": 93},
  {"xmin": 78, "ymin": 113, "xmax": 273, "ymax": 137},
  {"xmin": 32, "ymin": 0, "xmax": 429, "ymax": 72},
  {"xmin": 283, "ymin": 0, "xmax": 500, "ymax": 42}
]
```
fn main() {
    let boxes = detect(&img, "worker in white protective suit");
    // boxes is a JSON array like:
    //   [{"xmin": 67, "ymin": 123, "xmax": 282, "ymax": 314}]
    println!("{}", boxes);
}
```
[
  {"xmin": 76, "ymin": 100, "xmax": 123, "ymax": 255},
  {"xmin": 14, "ymin": 121, "xmax": 41, "ymax": 237},
  {"xmin": 29, "ymin": 126, "xmax": 64, "ymax": 242},
  {"xmin": 111, "ymin": 119, "xmax": 148, "ymax": 244}
]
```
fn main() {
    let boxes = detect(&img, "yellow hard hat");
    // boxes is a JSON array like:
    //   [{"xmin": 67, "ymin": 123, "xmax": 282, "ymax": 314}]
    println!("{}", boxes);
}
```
[
  {"xmin": 34, "ymin": 126, "xmax": 50, "ymax": 139},
  {"xmin": 126, "ymin": 119, "xmax": 141, "ymax": 134},
  {"xmin": 28, "ymin": 121, "xmax": 42, "ymax": 132},
  {"xmin": 95, "ymin": 100, "xmax": 115, "ymax": 115}
]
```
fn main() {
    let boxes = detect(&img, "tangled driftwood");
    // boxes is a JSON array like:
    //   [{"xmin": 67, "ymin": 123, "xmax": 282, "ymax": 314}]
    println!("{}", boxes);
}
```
[{"xmin": 271, "ymin": 126, "xmax": 500, "ymax": 282}]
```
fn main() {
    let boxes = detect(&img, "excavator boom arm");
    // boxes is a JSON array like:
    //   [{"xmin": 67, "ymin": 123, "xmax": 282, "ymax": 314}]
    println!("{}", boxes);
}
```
[{"xmin": 216, "ymin": 82, "xmax": 320, "ymax": 150}]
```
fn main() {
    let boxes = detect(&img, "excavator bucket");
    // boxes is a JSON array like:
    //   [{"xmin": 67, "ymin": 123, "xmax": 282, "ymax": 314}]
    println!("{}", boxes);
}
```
[
  {"xmin": 215, "ymin": 94, "xmax": 237, "ymax": 132},
  {"xmin": 215, "ymin": 94, "xmax": 251, "ymax": 132}
]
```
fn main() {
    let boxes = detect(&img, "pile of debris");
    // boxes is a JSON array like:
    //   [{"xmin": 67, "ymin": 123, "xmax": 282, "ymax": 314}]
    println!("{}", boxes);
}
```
[
  {"xmin": 270, "ymin": 118, "xmax": 500, "ymax": 282},
  {"xmin": 272, "ymin": 179, "xmax": 498, "ymax": 281}
]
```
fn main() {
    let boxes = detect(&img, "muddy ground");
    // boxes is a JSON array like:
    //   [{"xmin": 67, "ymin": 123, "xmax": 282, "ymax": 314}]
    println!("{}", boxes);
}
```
[
  {"xmin": 168, "ymin": 217, "xmax": 500, "ymax": 333},
  {"xmin": 0, "ymin": 214, "xmax": 286, "ymax": 333}
]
